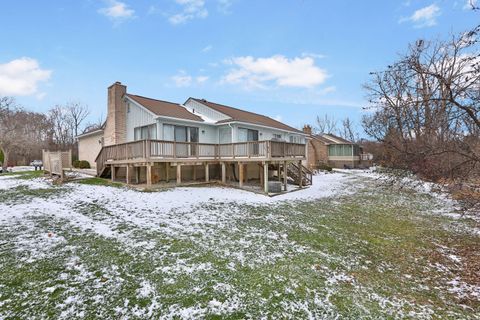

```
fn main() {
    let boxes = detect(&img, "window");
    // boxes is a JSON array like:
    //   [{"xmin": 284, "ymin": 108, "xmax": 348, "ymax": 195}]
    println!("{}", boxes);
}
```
[
  {"xmin": 273, "ymin": 133, "xmax": 282, "ymax": 140},
  {"xmin": 219, "ymin": 126, "xmax": 232, "ymax": 144},
  {"xmin": 238, "ymin": 128, "xmax": 258, "ymax": 142},
  {"xmin": 134, "ymin": 124, "xmax": 156, "ymax": 140},
  {"xmin": 289, "ymin": 135, "xmax": 301, "ymax": 143},
  {"xmin": 328, "ymin": 144, "xmax": 353, "ymax": 157}
]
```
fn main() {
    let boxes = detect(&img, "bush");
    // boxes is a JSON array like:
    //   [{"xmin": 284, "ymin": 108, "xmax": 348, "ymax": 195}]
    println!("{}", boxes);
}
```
[
  {"xmin": 317, "ymin": 163, "xmax": 333, "ymax": 172},
  {"xmin": 79, "ymin": 160, "xmax": 91, "ymax": 169},
  {"xmin": 74, "ymin": 160, "xmax": 90, "ymax": 169}
]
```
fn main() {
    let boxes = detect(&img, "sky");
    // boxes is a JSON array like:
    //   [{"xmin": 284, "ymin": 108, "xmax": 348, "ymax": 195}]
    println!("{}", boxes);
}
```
[{"xmin": 0, "ymin": 0, "xmax": 477, "ymax": 135}]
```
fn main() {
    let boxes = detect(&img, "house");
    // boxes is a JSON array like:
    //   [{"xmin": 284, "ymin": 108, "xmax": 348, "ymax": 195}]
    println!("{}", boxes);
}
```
[
  {"xmin": 76, "ymin": 126, "xmax": 104, "ymax": 169},
  {"xmin": 303, "ymin": 125, "xmax": 373, "ymax": 169},
  {"xmin": 77, "ymin": 82, "xmax": 311, "ymax": 193}
]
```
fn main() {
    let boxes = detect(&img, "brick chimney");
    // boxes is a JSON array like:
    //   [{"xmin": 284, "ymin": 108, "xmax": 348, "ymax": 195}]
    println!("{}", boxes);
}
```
[
  {"xmin": 303, "ymin": 125, "xmax": 312, "ymax": 135},
  {"xmin": 104, "ymin": 82, "xmax": 127, "ymax": 146}
]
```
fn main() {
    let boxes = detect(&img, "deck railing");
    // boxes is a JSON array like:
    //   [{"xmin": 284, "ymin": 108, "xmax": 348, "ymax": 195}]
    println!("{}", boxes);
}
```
[{"xmin": 96, "ymin": 139, "xmax": 305, "ymax": 175}]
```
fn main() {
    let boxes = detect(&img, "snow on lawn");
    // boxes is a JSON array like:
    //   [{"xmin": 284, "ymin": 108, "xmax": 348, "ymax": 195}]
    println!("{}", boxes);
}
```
[{"xmin": 0, "ymin": 170, "xmax": 478, "ymax": 319}]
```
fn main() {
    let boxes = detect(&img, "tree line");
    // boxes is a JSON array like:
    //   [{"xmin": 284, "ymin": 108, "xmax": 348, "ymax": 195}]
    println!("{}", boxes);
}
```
[
  {"xmin": 0, "ymin": 98, "xmax": 101, "ymax": 169},
  {"xmin": 361, "ymin": 6, "xmax": 479, "ymax": 207}
]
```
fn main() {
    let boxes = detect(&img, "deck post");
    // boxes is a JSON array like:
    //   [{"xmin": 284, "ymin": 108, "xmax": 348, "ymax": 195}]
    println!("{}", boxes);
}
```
[
  {"xmin": 176, "ymin": 164, "xmax": 182, "ymax": 184},
  {"xmin": 239, "ymin": 162, "xmax": 244, "ymax": 188},
  {"xmin": 193, "ymin": 165, "xmax": 197, "ymax": 181},
  {"xmin": 264, "ymin": 161, "xmax": 269, "ymax": 194},
  {"xmin": 165, "ymin": 163, "xmax": 169, "ymax": 183},
  {"xmin": 146, "ymin": 164, "xmax": 152, "ymax": 186},
  {"xmin": 135, "ymin": 167, "xmax": 140, "ymax": 184},
  {"xmin": 111, "ymin": 166, "xmax": 116, "ymax": 182},
  {"xmin": 283, "ymin": 161, "xmax": 288, "ymax": 191},
  {"xmin": 221, "ymin": 162, "xmax": 226, "ymax": 184},
  {"xmin": 205, "ymin": 163, "xmax": 209, "ymax": 182},
  {"xmin": 126, "ymin": 165, "xmax": 131, "ymax": 184},
  {"xmin": 278, "ymin": 162, "xmax": 281, "ymax": 181},
  {"xmin": 298, "ymin": 160, "xmax": 303, "ymax": 188}
]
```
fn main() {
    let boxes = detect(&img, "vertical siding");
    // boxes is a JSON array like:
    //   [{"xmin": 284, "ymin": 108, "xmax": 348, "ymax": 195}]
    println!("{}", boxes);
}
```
[
  {"xmin": 184, "ymin": 99, "xmax": 230, "ymax": 122},
  {"xmin": 126, "ymin": 101, "xmax": 157, "ymax": 142}
]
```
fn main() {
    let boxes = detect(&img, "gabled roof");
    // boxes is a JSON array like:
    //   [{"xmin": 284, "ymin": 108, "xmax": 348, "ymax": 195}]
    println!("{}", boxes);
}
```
[
  {"xmin": 311, "ymin": 133, "xmax": 354, "ymax": 145},
  {"xmin": 191, "ymin": 98, "xmax": 304, "ymax": 134},
  {"xmin": 127, "ymin": 94, "xmax": 204, "ymax": 122}
]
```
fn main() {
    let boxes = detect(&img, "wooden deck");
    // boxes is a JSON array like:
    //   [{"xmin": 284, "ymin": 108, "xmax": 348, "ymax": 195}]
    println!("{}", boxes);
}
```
[{"xmin": 95, "ymin": 139, "xmax": 310, "ymax": 193}]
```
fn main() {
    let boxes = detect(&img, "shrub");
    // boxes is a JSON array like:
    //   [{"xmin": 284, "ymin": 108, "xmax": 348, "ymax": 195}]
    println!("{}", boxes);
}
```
[
  {"xmin": 78, "ymin": 160, "xmax": 91, "ymax": 169},
  {"xmin": 73, "ymin": 160, "xmax": 81, "ymax": 168},
  {"xmin": 317, "ymin": 163, "xmax": 333, "ymax": 172}
]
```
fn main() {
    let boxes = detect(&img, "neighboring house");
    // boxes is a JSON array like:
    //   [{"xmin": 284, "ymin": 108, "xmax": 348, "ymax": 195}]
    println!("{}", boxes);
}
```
[
  {"xmin": 78, "ymin": 82, "xmax": 311, "ymax": 193},
  {"xmin": 76, "ymin": 126, "xmax": 104, "ymax": 169},
  {"xmin": 303, "ymin": 125, "xmax": 373, "ymax": 169}
]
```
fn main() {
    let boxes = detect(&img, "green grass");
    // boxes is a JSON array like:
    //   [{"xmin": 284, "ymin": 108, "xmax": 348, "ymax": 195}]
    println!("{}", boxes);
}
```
[
  {"xmin": 0, "ymin": 172, "xmax": 478, "ymax": 318},
  {"xmin": 1, "ymin": 170, "xmax": 45, "ymax": 179},
  {"xmin": 74, "ymin": 177, "xmax": 124, "ymax": 188}
]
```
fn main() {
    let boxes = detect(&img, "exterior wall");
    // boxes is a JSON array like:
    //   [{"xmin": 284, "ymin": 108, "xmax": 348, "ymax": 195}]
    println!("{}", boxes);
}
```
[
  {"xmin": 306, "ymin": 139, "xmax": 328, "ymax": 169},
  {"xmin": 125, "ymin": 100, "xmax": 157, "ymax": 142},
  {"xmin": 230, "ymin": 123, "xmax": 305, "ymax": 143},
  {"xmin": 184, "ymin": 99, "xmax": 230, "ymax": 122},
  {"xmin": 158, "ymin": 119, "xmax": 218, "ymax": 143},
  {"xmin": 104, "ymin": 82, "xmax": 127, "ymax": 146},
  {"xmin": 328, "ymin": 159, "xmax": 361, "ymax": 169},
  {"xmin": 78, "ymin": 131, "xmax": 103, "ymax": 169}
]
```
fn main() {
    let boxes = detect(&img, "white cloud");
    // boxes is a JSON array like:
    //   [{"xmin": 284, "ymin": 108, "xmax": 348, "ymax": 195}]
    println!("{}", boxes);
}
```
[
  {"xmin": 99, "ymin": 0, "xmax": 135, "ymax": 22},
  {"xmin": 171, "ymin": 71, "xmax": 192, "ymax": 87},
  {"xmin": 169, "ymin": 0, "xmax": 208, "ymax": 25},
  {"xmin": 217, "ymin": 0, "xmax": 234, "ymax": 14},
  {"xmin": 201, "ymin": 45, "xmax": 213, "ymax": 53},
  {"xmin": 196, "ymin": 76, "xmax": 209, "ymax": 84},
  {"xmin": 222, "ymin": 55, "xmax": 329, "ymax": 89},
  {"xmin": 400, "ymin": 4, "xmax": 441, "ymax": 28},
  {"xmin": 0, "ymin": 57, "xmax": 51, "ymax": 96},
  {"xmin": 301, "ymin": 52, "xmax": 326, "ymax": 59}
]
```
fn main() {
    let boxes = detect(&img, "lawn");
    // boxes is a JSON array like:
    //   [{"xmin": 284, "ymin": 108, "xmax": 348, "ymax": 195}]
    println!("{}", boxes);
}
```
[{"xmin": 0, "ymin": 170, "xmax": 478, "ymax": 319}]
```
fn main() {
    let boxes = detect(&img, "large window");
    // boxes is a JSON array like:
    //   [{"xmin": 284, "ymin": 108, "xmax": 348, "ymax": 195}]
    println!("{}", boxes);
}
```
[
  {"xmin": 219, "ymin": 126, "xmax": 232, "ymax": 144},
  {"xmin": 134, "ymin": 124, "xmax": 156, "ymax": 140},
  {"xmin": 328, "ymin": 144, "xmax": 354, "ymax": 157},
  {"xmin": 238, "ymin": 128, "xmax": 258, "ymax": 142},
  {"xmin": 289, "ymin": 135, "xmax": 302, "ymax": 143}
]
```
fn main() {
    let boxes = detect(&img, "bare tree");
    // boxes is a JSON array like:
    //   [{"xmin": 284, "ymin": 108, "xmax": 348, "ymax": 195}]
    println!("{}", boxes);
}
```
[
  {"xmin": 315, "ymin": 114, "xmax": 338, "ymax": 134},
  {"xmin": 340, "ymin": 117, "xmax": 359, "ymax": 142},
  {"xmin": 363, "ymin": 28, "xmax": 480, "ymax": 184},
  {"xmin": 67, "ymin": 102, "xmax": 90, "ymax": 137}
]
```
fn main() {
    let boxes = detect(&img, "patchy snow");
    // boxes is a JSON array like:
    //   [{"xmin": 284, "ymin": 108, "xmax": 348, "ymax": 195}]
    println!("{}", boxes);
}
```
[
  {"xmin": 0, "ymin": 175, "xmax": 51, "ymax": 190},
  {"xmin": 0, "ymin": 169, "xmax": 478, "ymax": 319}
]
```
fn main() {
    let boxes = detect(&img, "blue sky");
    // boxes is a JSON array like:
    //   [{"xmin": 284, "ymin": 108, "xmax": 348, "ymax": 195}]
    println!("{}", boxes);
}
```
[{"xmin": 0, "ymin": 0, "xmax": 477, "ymax": 134}]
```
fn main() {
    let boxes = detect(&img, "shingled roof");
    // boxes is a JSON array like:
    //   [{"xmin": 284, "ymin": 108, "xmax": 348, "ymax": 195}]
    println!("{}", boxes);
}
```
[
  {"xmin": 127, "ymin": 94, "xmax": 204, "ymax": 122},
  {"xmin": 191, "ymin": 98, "xmax": 303, "ymax": 134}
]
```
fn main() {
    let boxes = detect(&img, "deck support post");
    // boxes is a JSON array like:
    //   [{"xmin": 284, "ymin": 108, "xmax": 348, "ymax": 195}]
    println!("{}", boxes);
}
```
[
  {"xmin": 176, "ymin": 164, "xmax": 182, "ymax": 184},
  {"xmin": 239, "ymin": 162, "xmax": 244, "ymax": 188},
  {"xmin": 283, "ymin": 161, "xmax": 288, "ymax": 191},
  {"xmin": 135, "ymin": 167, "xmax": 140, "ymax": 184},
  {"xmin": 165, "ymin": 163, "xmax": 169, "ymax": 183},
  {"xmin": 193, "ymin": 165, "xmax": 197, "ymax": 181},
  {"xmin": 111, "ymin": 166, "xmax": 116, "ymax": 182},
  {"xmin": 264, "ymin": 161, "xmax": 269, "ymax": 194},
  {"xmin": 221, "ymin": 162, "xmax": 226, "ymax": 184},
  {"xmin": 298, "ymin": 160, "xmax": 303, "ymax": 188},
  {"xmin": 146, "ymin": 164, "xmax": 152, "ymax": 186},
  {"xmin": 278, "ymin": 162, "xmax": 281, "ymax": 181},
  {"xmin": 205, "ymin": 163, "xmax": 209, "ymax": 182},
  {"xmin": 126, "ymin": 165, "xmax": 131, "ymax": 184}
]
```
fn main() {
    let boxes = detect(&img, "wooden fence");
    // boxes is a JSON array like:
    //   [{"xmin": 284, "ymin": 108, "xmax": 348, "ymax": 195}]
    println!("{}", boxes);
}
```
[{"xmin": 42, "ymin": 150, "xmax": 72, "ymax": 180}]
